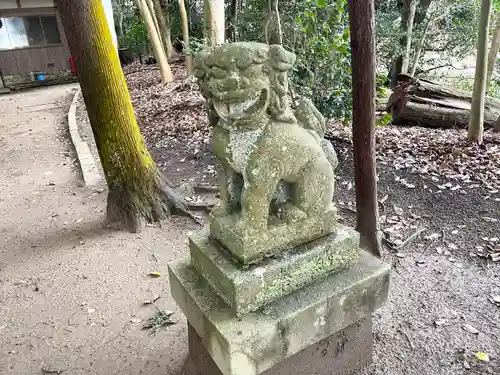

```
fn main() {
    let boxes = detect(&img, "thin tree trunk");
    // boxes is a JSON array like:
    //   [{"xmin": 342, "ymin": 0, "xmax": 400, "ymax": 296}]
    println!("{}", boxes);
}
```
[
  {"xmin": 146, "ymin": 0, "xmax": 160, "ymax": 36},
  {"xmin": 214, "ymin": 0, "xmax": 225, "ymax": 44},
  {"xmin": 401, "ymin": 0, "xmax": 417, "ymax": 74},
  {"xmin": 486, "ymin": 14, "xmax": 500, "ymax": 91},
  {"xmin": 410, "ymin": 11, "xmax": 433, "ymax": 76},
  {"xmin": 204, "ymin": 0, "xmax": 225, "ymax": 45},
  {"xmin": 179, "ymin": 0, "xmax": 193, "ymax": 74},
  {"xmin": 136, "ymin": 0, "xmax": 173, "ymax": 83},
  {"xmin": 154, "ymin": 0, "xmax": 173, "ymax": 59},
  {"xmin": 54, "ymin": 0, "xmax": 175, "ymax": 232},
  {"xmin": 119, "ymin": 12, "xmax": 124, "ymax": 37},
  {"xmin": 227, "ymin": 0, "xmax": 239, "ymax": 41},
  {"xmin": 204, "ymin": 0, "xmax": 216, "ymax": 45},
  {"xmin": 469, "ymin": 0, "xmax": 492, "ymax": 144},
  {"xmin": 117, "ymin": 0, "xmax": 125, "ymax": 37},
  {"xmin": 390, "ymin": 0, "xmax": 432, "ymax": 87},
  {"xmin": 267, "ymin": 0, "xmax": 283, "ymax": 45},
  {"xmin": 348, "ymin": 0, "xmax": 382, "ymax": 257},
  {"xmin": 274, "ymin": 0, "xmax": 283, "ymax": 45}
]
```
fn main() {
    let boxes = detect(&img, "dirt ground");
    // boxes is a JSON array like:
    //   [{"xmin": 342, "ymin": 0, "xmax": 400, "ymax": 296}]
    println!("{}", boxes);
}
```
[
  {"xmin": 0, "ymin": 79, "xmax": 499, "ymax": 375},
  {"xmin": 0, "ymin": 85, "xmax": 198, "ymax": 375},
  {"xmin": 125, "ymin": 66, "xmax": 500, "ymax": 374}
]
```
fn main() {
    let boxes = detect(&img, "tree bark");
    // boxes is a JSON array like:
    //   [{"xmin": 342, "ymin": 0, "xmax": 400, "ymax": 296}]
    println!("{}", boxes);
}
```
[
  {"xmin": 117, "ymin": 0, "xmax": 125, "ymax": 37},
  {"xmin": 401, "ymin": 0, "xmax": 417, "ymax": 74},
  {"xmin": 414, "ymin": 0, "xmax": 433, "ymax": 24},
  {"xmin": 348, "ymin": 0, "xmax": 382, "ymax": 257},
  {"xmin": 179, "ymin": 0, "xmax": 192, "ymax": 74},
  {"xmin": 410, "ymin": 11, "xmax": 433, "ymax": 76},
  {"xmin": 154, "ymin": 0, "xmax": 174, "ymax": 59},
  {"xmin": 204, "ymin": 0, "xmax": 225, "ymax": 46},
  {"xmin": 55, "ymin": 0, "xmax": 176, "ymax": 232},
  {"xmin": 390, "ymin": 0, "xmax": 432, "ymax": 87},
  {"xmin": 146, "ymin": 0, "xmax": 160, "ymax": 36},
  {"xmin": 266, "ymin": 0, "xmax": 283, "ymax": 45},
  {"xmin": 469, "ymin": 0, "xmax": 492, "ymax": 144},
  {"xmin": 388, "ymin": 75, "xmax": 500, "ymax": 129},
  {"xmin": 227, "ymin": 0, "xmax": 239, "ymax": 41},
  {"xmin": 486, "ymin": 13, "xmax": 500, "ymax": 91},
  {"xmin": 136, "ymin": 0, "xmax": 173, "ymax": 83}
]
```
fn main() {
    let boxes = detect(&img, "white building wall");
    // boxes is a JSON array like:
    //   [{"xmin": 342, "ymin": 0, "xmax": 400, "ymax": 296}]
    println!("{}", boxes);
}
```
[
  {"xmin": 102, "ymin": 0, "xmax": 117, "ymax": 47},
  {"xmin": 0, "ymin": 1, "xmax": 19, "ymax": 9},
  {"xmin": 0, "ymin": 0, "xmax": 117, "ymax": 47}
]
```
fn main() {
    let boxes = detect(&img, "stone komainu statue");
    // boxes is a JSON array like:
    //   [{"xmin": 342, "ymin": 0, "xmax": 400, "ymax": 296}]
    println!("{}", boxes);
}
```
[{"xmin": 194, "ymin": 42, "xmax": 338, "ymax": 263}]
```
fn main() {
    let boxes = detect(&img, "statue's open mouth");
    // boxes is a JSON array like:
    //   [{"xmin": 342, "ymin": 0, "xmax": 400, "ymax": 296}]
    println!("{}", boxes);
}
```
[{"xmin": 213, "ymin": 89, "xmax": 268, "ymax": 121}]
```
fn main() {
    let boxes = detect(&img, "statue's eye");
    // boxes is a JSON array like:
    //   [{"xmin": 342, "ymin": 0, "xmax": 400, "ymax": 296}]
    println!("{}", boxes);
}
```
[
  {"xmin": 236, "ymin": 59, "xmax": 251, "ymax": 70},
  {"xmin": 240, "ymin": 64, "xmax": 261, "ymax": 76},
  {"xmin": 211, "ymin": 67, "xmax": 226, "ymax": 79}
]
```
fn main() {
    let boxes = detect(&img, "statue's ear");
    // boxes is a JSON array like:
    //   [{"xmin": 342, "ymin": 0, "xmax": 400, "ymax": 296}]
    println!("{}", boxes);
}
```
[
  {"xmin": 266, "ymin": 45, "xmax": 295, "ymax": 96},
  {"xmin": 267, "ymin": 45, "xmax": 296, "ymax": 72}
]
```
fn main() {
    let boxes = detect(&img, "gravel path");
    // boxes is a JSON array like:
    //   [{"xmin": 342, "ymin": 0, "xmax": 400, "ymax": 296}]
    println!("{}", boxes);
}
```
[{"xmin": 0, "ymin": 85, "xmax": 196, "ymax": 375}]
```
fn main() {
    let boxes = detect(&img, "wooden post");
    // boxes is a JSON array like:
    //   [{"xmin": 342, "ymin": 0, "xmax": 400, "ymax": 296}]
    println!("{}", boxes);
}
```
[{"xmin": 348, "ymin": 0, "xmax": 382, "ymax": 257}]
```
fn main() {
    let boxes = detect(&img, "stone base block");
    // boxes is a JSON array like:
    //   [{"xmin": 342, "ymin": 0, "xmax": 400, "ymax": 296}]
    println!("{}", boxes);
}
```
[
  {"xmin": 190, "ymin": 226, "xmax": 360, "ymax": 315},
  {"xmin": 169, "ymin": 251, "xmax": 390, "ymax": 375},
  {"xmin": 187, "ymin": 317, "xmax": 372, "ymax": 375},
  {"xmin": 210, "ymin": 208, "xmax": 337, "ymax": 264}
]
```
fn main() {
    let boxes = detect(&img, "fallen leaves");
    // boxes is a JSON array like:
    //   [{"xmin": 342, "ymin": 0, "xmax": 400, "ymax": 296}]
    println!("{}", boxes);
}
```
[
  {"xmin": 475, "ymin": 352, "xmax": 490, "ymax": 362},
  {"xmin": 328, "ymin": 123, "xmax": 500, "ymax": 194},
  {"xmin": 481, "ymin": 216, "xmax": 498, "ymax": 223},
  {"xmin": 462, "ymin": 324, "xmax": 479, "ymax": 335},
  {"xmin": 125, "ymin": 63, "xmax": 210, "ymax": 152},
  {"xmin": 143, "ymin": 294, "xmax": 160, "ymax": 305},
  {"xmin": 489, "ymin": 295, "xmax": 500, "ymax": 306},
  {"xmin": 434, "ymin": 318, "xmax": 447, "ymax": 326},
  {"xmin": 142, "ymin": 310, "xmax": 177, "ymax": 336},
  {"xmin": 147, "ymin": 272, "xmax": 162, "ymax": 278}
]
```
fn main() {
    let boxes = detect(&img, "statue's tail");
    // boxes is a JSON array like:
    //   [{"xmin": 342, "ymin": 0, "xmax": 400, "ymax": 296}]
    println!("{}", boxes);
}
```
[
  {"xmin": 293, "ymin": 97, "xmax": 338, "ymax": 171},
  {"xmin": 293, "ymin": 97, "xmax": 327, "ymax": 138}
]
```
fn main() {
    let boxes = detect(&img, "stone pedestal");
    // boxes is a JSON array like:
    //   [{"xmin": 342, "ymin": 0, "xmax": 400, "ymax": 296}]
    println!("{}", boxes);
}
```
[
  {"xmin": 173, "ymin": 42, "xmax": 390, "ymax": 375},
  {"xmin": 187, "ymin": 318, "xmax": 373, "ymax": 375},
  {"xmin": 169, "ymin": 229, "xmax": 390, "ymax": 375}
]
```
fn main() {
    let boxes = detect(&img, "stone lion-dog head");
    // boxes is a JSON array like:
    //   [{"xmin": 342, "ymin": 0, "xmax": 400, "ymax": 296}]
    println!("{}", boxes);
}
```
[{"xmin": 194, "ymin": 42, "xmax": 297, "ymax": 127}]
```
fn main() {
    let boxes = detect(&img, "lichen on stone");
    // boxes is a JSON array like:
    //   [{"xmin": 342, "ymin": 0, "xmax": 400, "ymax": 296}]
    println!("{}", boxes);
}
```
[{"xmin": 195, "ymin": 42, "xmax": 340, "ymax": 263}]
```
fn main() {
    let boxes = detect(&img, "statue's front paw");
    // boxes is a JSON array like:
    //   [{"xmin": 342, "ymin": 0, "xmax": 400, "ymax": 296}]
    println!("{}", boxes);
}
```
[{"xmin": 279, "ymin": 205, "xmax": 307, "ymax": 223}]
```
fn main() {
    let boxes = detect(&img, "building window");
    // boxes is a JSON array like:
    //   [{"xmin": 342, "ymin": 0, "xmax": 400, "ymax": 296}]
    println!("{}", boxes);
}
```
[{"xmin": 0, "ymin": 15, "xmax": 61, "ymax": 50}]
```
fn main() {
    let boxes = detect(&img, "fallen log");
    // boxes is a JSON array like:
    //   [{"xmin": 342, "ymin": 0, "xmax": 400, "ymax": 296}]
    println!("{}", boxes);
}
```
[{"xmin": 387, "ymin": 74, "xmax": 500, "ymax": 129}]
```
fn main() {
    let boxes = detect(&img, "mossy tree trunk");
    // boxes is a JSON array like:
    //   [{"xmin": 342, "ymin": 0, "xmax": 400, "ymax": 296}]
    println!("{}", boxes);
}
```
[
  {"xmin": 154, "ymin": 0, "xmax": 174, "ymax": 59},
  {"xmin": 137, "ymin": 0, "xmax": 173, "ymax": 83},
  {"xmin": 55, "ymin": 0, "xmax": 176, "ymax": 232},
  {"xmin": 469, "ymin": 0, "xmax": 492, "ymax": 144},
  {"xmin": 179, "ymin": 0, "xmax": 193, "ymax": 74}
]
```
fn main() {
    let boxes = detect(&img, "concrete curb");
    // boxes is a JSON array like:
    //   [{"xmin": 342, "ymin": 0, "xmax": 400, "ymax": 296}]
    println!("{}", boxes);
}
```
[{"xmin": 68, "ymin": 88, "xmax": 102, "ymax": 187}]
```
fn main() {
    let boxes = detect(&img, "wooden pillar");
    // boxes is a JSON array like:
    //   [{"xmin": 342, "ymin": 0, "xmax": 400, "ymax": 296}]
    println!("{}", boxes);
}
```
[{"xmin": 348, "ymin": 1, "xmax": 382, "ymax": 257}]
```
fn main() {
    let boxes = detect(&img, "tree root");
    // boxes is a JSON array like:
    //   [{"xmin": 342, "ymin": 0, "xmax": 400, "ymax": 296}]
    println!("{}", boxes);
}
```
[
  {"xmin": 106, "ymin": 173, "xmax": 204, "ymax": 233},
  {"xmin": 158, "ymin": 174, "xmax": 204, "ymax": 225}
]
